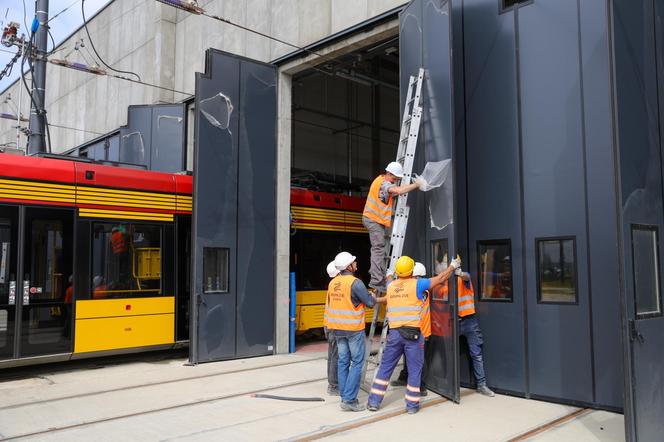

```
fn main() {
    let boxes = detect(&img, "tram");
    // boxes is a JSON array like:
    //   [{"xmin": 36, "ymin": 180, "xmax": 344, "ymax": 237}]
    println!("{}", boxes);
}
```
[{"xmin": 0, "ymin": 153, "xmax": 192, "ymax": 367}]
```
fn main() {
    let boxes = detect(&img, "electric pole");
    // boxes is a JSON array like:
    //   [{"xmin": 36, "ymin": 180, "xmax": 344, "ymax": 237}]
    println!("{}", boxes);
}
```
[{"xmin": 27, "ymin": 0, "xmax": 49, "ymax": 155}]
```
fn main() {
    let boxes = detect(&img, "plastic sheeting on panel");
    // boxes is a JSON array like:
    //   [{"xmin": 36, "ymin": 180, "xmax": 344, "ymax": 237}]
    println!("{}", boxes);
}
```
[{"xmin": 199, "ymin": 92, "xmax": 234, "ymax": 133}]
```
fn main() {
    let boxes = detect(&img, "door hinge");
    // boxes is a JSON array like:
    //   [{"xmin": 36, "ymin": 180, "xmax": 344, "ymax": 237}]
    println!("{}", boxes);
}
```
[{"xmin": 629, "ymin": 319, "xmax": 645, "ymax": 344}]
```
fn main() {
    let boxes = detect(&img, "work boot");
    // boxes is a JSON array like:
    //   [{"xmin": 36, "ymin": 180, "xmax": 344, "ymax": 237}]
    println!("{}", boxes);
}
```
[
  {"xmin": 420, "ymin": 386, "xmax": 428, "ymax": 397},
  {"xmin": 407, "ymin": 407, "xmax": 419, "ymax": 415},
  {"xmin": 341, "ymin": 401, "xmax": 366, "ymax": 412},
  {"xmin": 367, "ymin": 403, "xmax": 379, "ymax": 412},
  {"xmin": 390, "ymin": 378, "xmax": 406, "ymax": 387},
  {"xmin": 477, "ymin": 384, "xmax": 495, "ymax": 397},
  {"xmin": 327, "ymin": 385, "xmax": 339, "ymax": 396}
]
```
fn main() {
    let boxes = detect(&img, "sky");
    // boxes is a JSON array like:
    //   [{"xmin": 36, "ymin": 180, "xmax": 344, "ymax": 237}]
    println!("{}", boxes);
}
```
[{"xmin": 0, "ymin": 0, "xmax": 111, "ymax": 93}]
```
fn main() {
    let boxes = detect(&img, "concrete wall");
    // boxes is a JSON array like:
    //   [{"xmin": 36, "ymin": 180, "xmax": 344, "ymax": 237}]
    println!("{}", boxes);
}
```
[{"xmin": 0, "ymin": 0, "xmax": 406, "ymax": 153}]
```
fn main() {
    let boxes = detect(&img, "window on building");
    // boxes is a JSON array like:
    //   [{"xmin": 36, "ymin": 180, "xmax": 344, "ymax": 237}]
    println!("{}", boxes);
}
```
[
  {"xmin": 430, "ymin": 239, "xmax": 450, "ymax": 302},
  {"xmin": 537, "ymin": 237, "xmax": 577, "ymax": 304},
  {"xmin": 501, "ymin": 0, "xmax": 532, "ymax": 13},
  {"xmin": 631, "ymin": 225, "xmax": 662, "ymax": 318},
  {"xmin": 203, "ymin": 248, "xmax": 229, "ymax": 293},
  {"xmin": 478, "ymin": 240, "xmax": 513, "ymax": 302},
  {"xmin": 89, "ymin": 223, "xmax": 163, "ymax": 299}
]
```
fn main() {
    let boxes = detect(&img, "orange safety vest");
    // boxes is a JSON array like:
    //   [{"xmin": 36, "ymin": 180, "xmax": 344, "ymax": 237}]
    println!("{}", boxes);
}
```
[
  {"xmin": 458, "ymin": 276, "xmax": 476, "ymax": 317},
  {"xmin": 326, "ymin": 274, "xmax": 366, "ymax": 331},
  {"xmin": 420, "ymin": 290, "xmax": 431, "ymax": 338},
  {"xmin": 386, "ymin": 278, "xmax": 421, "ymax": 329},
  {"xmin": 363, "ymin": 175, "xmax": 394, "ymax": 227},
  {"xmin": 111, "ymin": 231, "xmax": 127, "ymax": 254}
]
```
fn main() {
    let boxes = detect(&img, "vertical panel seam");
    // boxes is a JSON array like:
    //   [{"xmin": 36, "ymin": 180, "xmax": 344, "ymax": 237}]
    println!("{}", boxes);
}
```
[
  {"xmin": 576, "ymin": 0, "xmax": 597, "ymax": 405},
  {"xmin": 513, "ymin": 2, "xmax": 530, "ymax": 398}
]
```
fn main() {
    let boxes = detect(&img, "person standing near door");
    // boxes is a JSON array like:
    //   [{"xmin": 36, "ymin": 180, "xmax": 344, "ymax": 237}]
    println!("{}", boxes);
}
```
[
  {"xmin": 457, "ymin": 269, "xmax": 495, "ymax": 397},
  {"xmin": 326, "ymin": 251, "xmax": 384, "ymax": 412},
  {"xmin": 324, "ymin": 260, "xmax": 341, "ymax": 396},
  {"xmin": 362, "ymin": 162, "xmax": 422, "ymax": 293},
  {"xmin": 367, "ymin": 255, "xmax": 459, "ymax": 414}
]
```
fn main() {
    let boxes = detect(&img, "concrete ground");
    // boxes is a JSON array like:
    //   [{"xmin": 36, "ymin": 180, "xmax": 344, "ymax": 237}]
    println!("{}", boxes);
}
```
[{"xmin": 0, "ymin": 350, "xmax": 625, "ymax": 441}]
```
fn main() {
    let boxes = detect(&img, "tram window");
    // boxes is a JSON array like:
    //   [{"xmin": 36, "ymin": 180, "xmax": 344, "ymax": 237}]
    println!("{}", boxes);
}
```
[
  {"xmin": 430, "ymin": 239, "xmax": 450, "ymax": 302},
  {"xmin": 536, "ymin": 237, "xmax": 577, "ymax": 304},
  {"xmin": 203, "ymin": 248, "xmax": 229, "ymax": 293},
  {"xmin": 631, "ymin": 225, "xmax": 662, "ymax": 318},
  {"xmin": 478, "ymin": 240, "xmax": 513, "ymax": 302},
  {"xmin": 89, "ymin": 223, "xmax": 163, "ymax": 299}
]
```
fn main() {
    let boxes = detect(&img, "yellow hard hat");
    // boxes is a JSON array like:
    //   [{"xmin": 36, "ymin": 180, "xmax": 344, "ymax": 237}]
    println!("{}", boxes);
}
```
[{"xmin": 395, "ymin": 256, "xmax": 415, "ymax": 277}]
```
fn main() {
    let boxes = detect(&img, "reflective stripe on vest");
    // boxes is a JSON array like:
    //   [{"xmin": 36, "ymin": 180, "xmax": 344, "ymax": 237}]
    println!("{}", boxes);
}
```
[
  {"xmin": 458, "ymin": 276, "xmax": 476, "ymax": 317},
  {"xmin": 363, "ymin": 175, "xmax": 393, "ymax": 227},
  {"xmin": 386, "ymin": 278, "xmax": 421, "ymax": 329},
  {"xmin": 420, "ymin": 293, "xmax": 431, "ymax": 338},
  {"xmin": 326, "ymin": 274, "xmax": 366, "ymax": 331}
]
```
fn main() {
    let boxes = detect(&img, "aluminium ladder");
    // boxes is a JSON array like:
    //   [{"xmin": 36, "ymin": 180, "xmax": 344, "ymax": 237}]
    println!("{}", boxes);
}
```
[{"xmin": 361, "ymin": 68, "xmax": 425, "ymax": 392}]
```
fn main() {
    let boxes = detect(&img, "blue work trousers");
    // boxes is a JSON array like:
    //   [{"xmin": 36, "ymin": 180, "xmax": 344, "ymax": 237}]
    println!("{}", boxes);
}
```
[
  {"xmin": 336, "ymin": 330, "xmax": 366, "ymax": 404},
  {"xmin": 459, "ymin": 315, "xmax": 486, "ymax": 386},
  {"xmin": 367, "ymin": 328, "xmax": 424, "ymax": 411}
]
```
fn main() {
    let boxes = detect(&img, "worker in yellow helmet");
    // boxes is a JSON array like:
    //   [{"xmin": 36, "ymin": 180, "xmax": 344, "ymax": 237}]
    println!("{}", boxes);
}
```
[
  {"xmin": 367, "ymin": 255, "xmax": 459, "ymax": 414},
  {"xmin": 362, "ymin": 162, "xmax": 423, "ymax": 293}
]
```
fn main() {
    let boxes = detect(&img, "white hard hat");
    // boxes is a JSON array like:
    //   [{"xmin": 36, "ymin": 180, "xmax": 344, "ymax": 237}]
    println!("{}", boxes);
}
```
[
  {"xmin": 385, "ymin": 161, "xmax": 404, "ymax": 178},
  {"xmin": 326, "ymin": 261, "xmax": 340, "ymax": 278},
  {"xmin": 93, "ymin": 275, "xmax": 103, "ymax": 287},
  {"xmin": 413, "ymin": 262, "xmax": 426, "ymax": 277},
  {"xmin": 334, "ymin": 251, "xmax": 356, "ymax": 270}
]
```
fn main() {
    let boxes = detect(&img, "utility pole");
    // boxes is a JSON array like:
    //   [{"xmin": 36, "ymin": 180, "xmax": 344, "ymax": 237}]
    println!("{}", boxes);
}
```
[{"xmin": 27, "ymin": 0, "xmax": 49, "ymax": 155}]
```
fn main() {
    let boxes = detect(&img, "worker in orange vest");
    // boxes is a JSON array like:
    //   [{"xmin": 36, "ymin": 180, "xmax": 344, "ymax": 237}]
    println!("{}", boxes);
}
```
[
  {"xmin": 390, "ymin": 262, "xmax": 431, "ymax": 395},
  {"xmin": 457, "ymin": 269, "xmax": 495, "ymax": 397},
  {"xmin": 324, "ymin": 260, "xmax": 341, "ymax": 396},
  {"xmin": 327, "ymin": 251, "xmax": 385, "ymax": 412},
  {"xmin": 367, "ymin": 255, "xmax": 459, "ymax": 414},
  {"xmin": 362, "ymin": 162, "xmax": 422, "ymax": 293}
]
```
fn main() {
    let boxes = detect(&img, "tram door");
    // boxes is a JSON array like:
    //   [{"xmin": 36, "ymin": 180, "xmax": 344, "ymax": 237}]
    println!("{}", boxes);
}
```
[{"xmin": 0, "ymin": 205, "xmax": 73, "ymax": 361}]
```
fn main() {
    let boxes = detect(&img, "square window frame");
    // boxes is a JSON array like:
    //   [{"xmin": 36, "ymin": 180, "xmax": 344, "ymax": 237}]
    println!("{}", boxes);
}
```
[
  {"xmin": 499, "ymin": 0, "xmax": 534, "ymax": 14},
  {"xmin": 202, "ymin": 247, "xmax": 230, "ymax": 294},
  {"xmin": 630, "ymin": 224, "xmax": 663, "ymax": 320},
  {"xmin": 535, "ymin": 236, "xmax": 579, "ymax": 305},
  {"xmin": 477, "ymin": 239, "xmax": 514, "ymax": 303}
]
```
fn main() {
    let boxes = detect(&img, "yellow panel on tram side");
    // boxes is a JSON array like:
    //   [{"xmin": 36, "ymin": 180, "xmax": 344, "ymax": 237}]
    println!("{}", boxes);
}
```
[
  {"xmin": 75, "ymin": 297, "xmax": 174, "ymax": 319},
  {"xmin": 295, "ymin": 290, "xmax": 384, "ymax": 333},
  {"xmin": 74, "ymin": 313, "xmax": 175, "ymax": 353}
]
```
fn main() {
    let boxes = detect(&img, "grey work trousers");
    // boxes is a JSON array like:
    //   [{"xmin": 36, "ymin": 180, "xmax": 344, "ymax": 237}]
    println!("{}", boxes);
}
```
[
  {"xmin": 363, "ymin": 216, "xmax": 388, "ymax": 291},
  {"xmin": 326, "ymin": 327, "xmax": 338, "ymax": 388}
]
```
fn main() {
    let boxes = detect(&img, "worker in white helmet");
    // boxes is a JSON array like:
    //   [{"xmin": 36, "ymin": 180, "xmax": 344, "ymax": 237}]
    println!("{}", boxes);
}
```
[
  {"xmin": 324, "ymin": 260, "xmax": 341, "ymax": 396},
  {"xmin": 362, "ymin": 161, "xmax": 422, "ymax": 293}
]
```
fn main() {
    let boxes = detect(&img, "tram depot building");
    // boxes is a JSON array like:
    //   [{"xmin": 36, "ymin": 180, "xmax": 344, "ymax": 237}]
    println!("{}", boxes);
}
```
[{"xmin": 1, "ymin": 0, "xmax": 664, "ymax": 439}]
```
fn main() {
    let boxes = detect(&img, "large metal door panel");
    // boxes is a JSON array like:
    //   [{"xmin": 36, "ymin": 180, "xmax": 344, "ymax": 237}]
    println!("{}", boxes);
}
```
[
  {"xmin": 150, "ymin": 104, "xmax": 185, "ymax": 173},
  {"xmin": 518, "ymin": 0, "xmax": 593, "ymax": 403},
  {"xmin": 191, "ymin": 51, "xmax": 240, "ymax": 363},
  {"xmin": 235, "ymin": 60, "xmax": 277, "ymax": 357},
  {"xmin": 401, "ymin": 0, "xmax": 460, "ymax": 403}
]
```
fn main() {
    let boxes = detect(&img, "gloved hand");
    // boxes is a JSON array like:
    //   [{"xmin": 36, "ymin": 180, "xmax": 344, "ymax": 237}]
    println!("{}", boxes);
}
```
[
  {"xmin": 454, "ymin": 267, "xmax": 463, "ymax": 276},
  {"xmin": 414, "ymin": 176, "xmax": 427, "ymax": 190},
  {"xmin": 450, "ymin": 256, "xmax": 461, "ymax": 269}
]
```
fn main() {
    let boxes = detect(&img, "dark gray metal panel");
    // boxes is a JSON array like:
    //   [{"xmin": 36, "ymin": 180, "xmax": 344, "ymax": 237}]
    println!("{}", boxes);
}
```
[
  {"xmin": 120, "ymin": 106, "xmax": 152, "ymax": 167},
  {"xmin": 518, "ymin": 0, "xmax": 593, "ymax": 403},
  {"xmin": 579, "ymin": 0, "xmax": 623, "ymax": 410},
  {"xmin": 400, "ymin": 0, "xmax": 460, "ymax": 403},
  {"xmin": 150, "ymin": 104, "xmax": 185, "ymax": 173},
  {"xmin": 235, "ymin": 60, "xmax": 277, "ymax": 358},
  {"xmin": 191, "ymin": 51, "xmax": 240, "ymax": 363},
  {"xmin": 462, "ymin": 0, "xmax": 526, "ymax": 393},
  {"xmin": 613, "ymin": 0, "xmax": 664, "ymax": 438}
]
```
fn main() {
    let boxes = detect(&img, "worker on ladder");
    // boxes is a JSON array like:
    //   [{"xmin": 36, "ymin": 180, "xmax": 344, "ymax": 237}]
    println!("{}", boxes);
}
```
[
  {"xmin": 362, "ymin": 162, "xmax": 422, "ymax": 293},
  {"xmin": 367, "ymin": 255, "xmax": 459, "ymax": 414}
]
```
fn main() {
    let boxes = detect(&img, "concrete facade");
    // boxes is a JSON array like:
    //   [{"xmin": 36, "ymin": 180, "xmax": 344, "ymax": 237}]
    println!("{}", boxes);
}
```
[{"xmin": 0, "ymin": 0, "xmax": 406, "ymax": 152}]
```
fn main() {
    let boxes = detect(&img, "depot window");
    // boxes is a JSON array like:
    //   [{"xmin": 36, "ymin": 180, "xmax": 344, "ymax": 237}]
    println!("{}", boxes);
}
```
[
  {"xmin": 631, "ymin": 225, "xmax": 662, "ymax": 318},
  {"xmin": 203, "ymin": 248, "xmax": 229, "ymax": 293},
  {"xmin": 89, "ymin": 223, "xmax": 163, "ymax": 299},
  {"xmin": 536, "ymin": 237, "xmax": 577, "ymax": 304},
  {"xmin": 478, "ymin": 240, "xmax": 513, "ymax": 302},
  {"xmin": 430, "ymin": 239, "xmax": 450, "ymax": 302}
]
